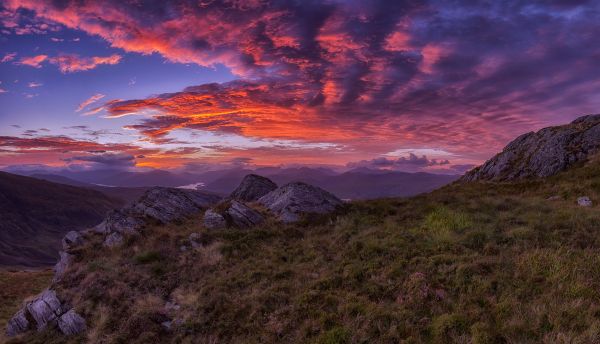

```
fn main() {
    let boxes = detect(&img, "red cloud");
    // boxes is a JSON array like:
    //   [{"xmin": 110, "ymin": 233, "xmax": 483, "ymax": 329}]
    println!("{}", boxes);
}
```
[
  {"xmin": 76, "ymin": 93, "xmax": 105, "ymax": 112},
  {"xmin": 18, "ymin": 54, "xmax": 47, "ymax": 68},
  {"xmin": 49, "ymin": 54, "xmax": 122, "ymax": 73}
]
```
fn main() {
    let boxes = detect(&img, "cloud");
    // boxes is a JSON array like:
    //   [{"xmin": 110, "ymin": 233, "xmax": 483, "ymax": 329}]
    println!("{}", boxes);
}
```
[
  {"xmin": 347, "ymin": 154, "xmax": 451, "ymax": 172},
  {"xmin": 5, "ymin": 0, "xmax": 600, "ymax": 167},
  {"xmin": 76, "ymin": 93, "xmax": 105, "ymax": 112},
  {"xmin": 63, "ymin": 152, "xmax": 136, "ymax": 170},
  {"xmin": 48, "ymin": 54, "xmax": 122, "ymax": 73},
  {"xmin": 0, "ymin": 88, "xmax": 6, "ymax": 94},
  {"xmin": 28, "ymin": 81, "xmax": 43, "ymax": 88},
  {"xmin": 50, "ymin": 37, "xmax": 63, "ymax": 42},
  {"xmin": 1, "ymin": 52, "xmax": 17, "ymax": 63},
  {"xmin": 18, "ymin": 54, "xmax": 47, "ymax": 68}
]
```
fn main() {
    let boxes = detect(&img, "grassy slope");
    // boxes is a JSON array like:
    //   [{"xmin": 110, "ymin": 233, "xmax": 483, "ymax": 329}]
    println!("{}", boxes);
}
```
[{"xmin": 8, "ymin": 158, "xmax": 600, "ymax": 343}]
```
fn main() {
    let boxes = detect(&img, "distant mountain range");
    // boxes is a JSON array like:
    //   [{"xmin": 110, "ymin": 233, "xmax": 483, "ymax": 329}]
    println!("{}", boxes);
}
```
[
  {"xmin": 0, "ymin": 172, "xmax": 122, "ymax": 267},
  {"xmin": 10, "ymin": 166, "xmax": 459, "ymax": 200}
]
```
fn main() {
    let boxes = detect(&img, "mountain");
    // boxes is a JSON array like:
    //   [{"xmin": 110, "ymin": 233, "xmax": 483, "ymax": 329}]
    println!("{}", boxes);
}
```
[
  {"xmin": 6, "ymin": 115, "xmax": 600, "ymax": 342},
  {"xmin": 201, "ymin": 167, "xmax": 458, "ymax": 199},
  {"xmin": 463, "ymin": 114, "xmax": 600, "ymax": 181},
  {"xmin": 0, "ymin": 172, "xmax": 122, "ymax": 267},
  {"xmin": 30, "ymin": 173, "xmax": 149, "ymax": 204}
]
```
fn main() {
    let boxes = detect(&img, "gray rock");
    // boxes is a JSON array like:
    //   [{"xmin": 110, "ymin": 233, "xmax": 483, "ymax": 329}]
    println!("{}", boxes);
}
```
[
  {"xmin": 104, "ymin": 232, "xmax": 124, "ymax": 247},
  {"xmin": 258, "ymin": 182, "xmax": 342, "ymax": 223},
  {"xmin": 53, "ymin": 251, "xmax": 74, "ymax": 282},
  {"xmin": 6, "ymin": 308, "xmax": 29, "ymax": 337},
  {"xmin": 6, "ymin": 289, "xmax": 86, "ymax": 337},
  {"xmin": 230, "ymin": 174, "xmax": 277, "ymax": 202},
  {"xmin": 226, "ymin": 200, "xmax": 264, "ymax": 228},
  {"xmin": 547, "ymin": 195, "xmax": 561, "ymax": 201},
  {"xmin": 203, "ymin": 209, "xmax": 227, "ymax": 229},
  {"xmin": 131, "ymin": 187, "xmax": 221, "ymax": 223},
  {"xmin": 462, "ymin": 114, "xmax": 600, "ymax": 181},
  {"xmin": 57, "ymin": 309, "xmax": 86, "ymax": 336},
  {"xmin": 578, "ymin": 196, "xmax": 593, "ymax": 207},
  {"xmin": 26, "ymin": 289, "xmax": 63, "ymax": 331},
  {"xmin": 62, "ymin": 231, "xmax": 84, "ymax": 250},
  {"xmin": 95, "ymin": 209, "xmax": 144, "ymax": 235}
]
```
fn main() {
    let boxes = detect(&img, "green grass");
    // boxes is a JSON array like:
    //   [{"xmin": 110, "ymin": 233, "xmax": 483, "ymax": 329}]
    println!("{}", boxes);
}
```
[{"xmin": 8, "ymin": 157, "xmax": 600, "ymax": 343}]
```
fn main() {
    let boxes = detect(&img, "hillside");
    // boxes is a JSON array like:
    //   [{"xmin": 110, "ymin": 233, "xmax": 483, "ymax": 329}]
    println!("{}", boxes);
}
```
[
  {"xmin": 0, "ymin": 172, "xmax": 122, "ymax": 267},
  {"xmin": 4, "ymin": 152, "xmax": 600, "ymax": 342}
]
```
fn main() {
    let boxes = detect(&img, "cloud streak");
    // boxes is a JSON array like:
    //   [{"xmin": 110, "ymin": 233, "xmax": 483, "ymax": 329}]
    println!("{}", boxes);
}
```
[{"xmin": 77, "ymin": 94, "xmax": 105, "ymax": 112}]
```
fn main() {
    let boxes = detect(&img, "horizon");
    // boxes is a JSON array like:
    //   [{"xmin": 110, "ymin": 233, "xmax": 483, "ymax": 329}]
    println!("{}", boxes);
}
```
[{"xmin": 2, "ymin": 1, "xmax": 600, "ymax": 175}]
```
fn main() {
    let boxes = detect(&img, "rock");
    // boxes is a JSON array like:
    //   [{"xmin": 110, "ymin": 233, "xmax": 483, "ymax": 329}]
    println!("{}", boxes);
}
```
[
  {"xmin": 547, "ymin": 195, "xmax": 561, "ymax": 201},
  {"xmin": 26, "ymin": 290, "xmax": 63, "ymax": 331},
  {"xmin": 462, "ymin": 114, "xmax": 600, "ymax": 181},
  {"xmin": 258, "ymin": 182, "xmax": 342, "ymax": 223},
  {"xmin": 6, "ymin": 289, "xmax": 86, "ymax": 337},
  {"xmin": 6, "ymin": 308, "xmax": 29, "ymax": 337},
  {"xmin": 57, "ymin": 309, "xmax": 86, "ymax": 336},
  {"xmin": 104, "ymin": 232, "xmax": 124, "ymax": 247},
  {"xmin": 203, "ymin": 209, "xmax": 227, "ymax": 229},
  {"xmin": 95, "ymin": 209, "xmax": 144, "ymax": 235},
  {"xmin": 230, "ymin": 174, "xmax": 277, "ymax": 202},
  {"xmin": 131, "ymin": 187, "xmax": 221, "ymax": 223},
  {"xmin": 62, "ymin": 231, "xmax": 84, "ymax": 250},
  {"xmin": 226, "ymin": 200, "xmax": 264, "ymax": 228},
  {"xmin": 53, "ymin": 251, "xmax": 74, "ymax": 282},
  {"xmin": 578, "ymin": 196, "xmax": 593, "ymax": 207}
]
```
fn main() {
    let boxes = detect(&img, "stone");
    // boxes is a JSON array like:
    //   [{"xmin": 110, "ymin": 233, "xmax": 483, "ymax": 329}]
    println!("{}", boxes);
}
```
[
  {"xmin": 6, "ymin": 289, "xmax": 86, "ymax": 337},
  {"xmin": 258, "ymin": 182, "xmax": 342, "ymax": 223},
  {"xmin": 226, "ymin": 200, "xmax": 264, "ymax": 228},
  {"xmin": 578, "ymin": 196, "xmax": 593, "ymax": 207},
  {"xmin": 95, "ymin": 209, "xmax": 144, "ymax": 235},
  {"xmin": 53, "ymin": 251, "xmax": 74, "ymax": 282},
  {"xmin": 547, "ymin": 195, "xmax": 561, "ymax": 201},
  {"xmin": 203, "ymin": 209, "xmax": 227, "ymax": 229},
  {"xmin": 103, "ymin": 232, "xmax": 124, "ymax": 247},
  {"xmin": 26, "ymin": 290, "xmax": 63, "ymax": 331},
  {"xmin": 230, "ymin": 174, "xmax": 277, "ymax": 202},
  {"xmin": 6, "ymin": 308, "xmax": 29, "ymax": 337},
  {"xmin": 62, "ymin": 231, "xmax": 84, "ymax": 250},
  {"xmin": 462, "ymin": 114, "xmax": 600, "ymax": 181},
  {"xmin": 57, "ymin": 309, "xmax": 86, "ymax": 336},
  {"xmin": 131, "ymin": 187, "xmax": 221, "ymax": 223}
]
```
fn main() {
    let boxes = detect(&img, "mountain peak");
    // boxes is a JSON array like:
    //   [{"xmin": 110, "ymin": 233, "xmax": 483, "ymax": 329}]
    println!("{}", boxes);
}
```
[{"xmin": 462, "ymin": 114, "xmax": 600, "ymax": 182}]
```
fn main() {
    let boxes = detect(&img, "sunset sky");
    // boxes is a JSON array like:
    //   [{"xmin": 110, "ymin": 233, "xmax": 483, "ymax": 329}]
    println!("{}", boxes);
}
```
[{"xmin": 1, "ymin": 0, "xmax": 599, "ymax": 174}]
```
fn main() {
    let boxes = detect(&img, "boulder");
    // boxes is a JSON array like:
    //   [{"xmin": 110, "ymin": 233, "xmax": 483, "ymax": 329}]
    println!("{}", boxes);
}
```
[
  {"xmin": 62, "ymin": 231, "xmax": 84, "ymax": 250},
  {"xmin": 104, "ymin": 232, "xmax": 124, "ymax": 247},
  {"xmin": 258, "ymin": 182, "xmax": 342, "ymax": 223},
  {"xmin": 53, "ymin": 251, "xmax": 74, "ymax": 282},
  {"xmin": 95, "ymin": 209, "xmax": 144, "ymax": 235},
  {"xmin": 462, "ymin": 114, "xmax": 600, "ymax": 181},
  {"xmin": 6, "ymin": 289, "xmax": 86, "ymax": 337},
  {"xmin": 578, "ymin": 196, "xmax": 593, "ymax": 207},
  {"xmin": 131, "ymin": 187, "xmax": 221, "ymax": 223},
  {"xmin": 226, "ymin": 200, "xmax": 264, "ymax": 228},
  {"xmin": 203, "ymin": 209, "xmax": 227, "ymax": 229},
  {"xmin": 230, "ymin": 174, "xmax": 277, "ymax": 202},
  {"xmin": 57, "ymin": 309, "xmax": 86, "ymax": 336}
]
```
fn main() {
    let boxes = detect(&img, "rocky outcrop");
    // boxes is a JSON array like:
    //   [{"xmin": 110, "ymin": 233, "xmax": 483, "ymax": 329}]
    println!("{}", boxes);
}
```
[
  {"xmin": 462, "ymin": 114, "xmax": 600, "ymax": 181},
  {"xmin": 203, "ymin": 201, "xmax": 264, "ymax": 229},
  {"xmin": 230, "ymin": 174, "xmax": 277, "ymax": 202},
  {"xmin": 203, "ymin": 209, "xmax": 227, "ymax": 229},
  {"xmin": 62, "ymin": 231, "xmax": 84, "ymax": 250},
  {"xmin": 6, "ymin": 289, "xmax": 85, "ymax": 337},
  {"xmin": 258, "ymin": 182, "xmax": 342, "ymax": 223},
  {"xmin": 53, "ymin": 251, "xmax": 74, "ymax": 282},
  {"xmin": 226, "ymin": 200, "xmax": 265, "ymax": 228},
  {"xmin": 95, "ymin": 187, "xmax": 221, "ymax": 246}
]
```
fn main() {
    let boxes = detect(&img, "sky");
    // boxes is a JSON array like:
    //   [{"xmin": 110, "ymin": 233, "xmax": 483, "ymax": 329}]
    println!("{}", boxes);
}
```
[{"xmin": 1, "ymin": 0, "xmax": 600, "ymax": 174}]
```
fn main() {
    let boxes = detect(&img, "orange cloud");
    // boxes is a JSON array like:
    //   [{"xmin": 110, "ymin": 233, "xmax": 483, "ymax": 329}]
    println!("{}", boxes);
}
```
[
  {"xmin": 49, "ymin": 54, "xmax": 122, "ymax": 73},
  {"xmin": 18, "ymin": 54, "xmax": 48, "ymax": 68},
  {"xmin": 77, "ymin": 93, "xmax": 105, "ymax": 112}
]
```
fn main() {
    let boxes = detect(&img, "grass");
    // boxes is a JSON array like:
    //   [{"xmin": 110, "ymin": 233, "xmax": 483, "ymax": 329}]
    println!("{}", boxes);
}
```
[{"xmin": 6, "ymin": 157, "xmax": 600, "ymax": 343}]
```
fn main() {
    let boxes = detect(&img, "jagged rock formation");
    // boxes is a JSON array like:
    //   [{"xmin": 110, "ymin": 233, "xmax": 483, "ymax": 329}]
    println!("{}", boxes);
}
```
[
  {"xmin": 229, "ymin": 174, "xmax": 277, "ymax": 202},
  {"xmin": 259, "ymin": 182, "xmax": 343, "ymax": 223},
  {"xmin": 462, "ymin": 114, "xmax": 600, "ymax": 181},
  {"xmin": 203, "ymin": 200, "xmax": 264, "ymax": 229},
  {"xmin": 95, "ymin": 187, "xmax": 221, "ymax": 246},
  {"xmin": 6, "ymin": 289, "xmax": 85, "ymax": 337}
]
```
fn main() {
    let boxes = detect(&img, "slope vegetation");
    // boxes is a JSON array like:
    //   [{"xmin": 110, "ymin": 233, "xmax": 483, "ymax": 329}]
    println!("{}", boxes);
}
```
[{"xmin": 7, "ymin": 154, "xmax": 600, "ymax": 343}]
